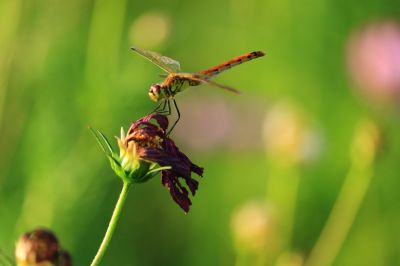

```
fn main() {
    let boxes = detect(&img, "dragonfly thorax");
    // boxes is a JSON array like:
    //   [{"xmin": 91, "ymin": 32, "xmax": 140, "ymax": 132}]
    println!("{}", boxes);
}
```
[{"xmin": 149, "ymin": 75, "xmax": 189, "ymax": 102}]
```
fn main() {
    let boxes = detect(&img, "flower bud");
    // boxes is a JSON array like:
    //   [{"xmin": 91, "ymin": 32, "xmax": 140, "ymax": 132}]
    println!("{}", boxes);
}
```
[
  {"xmin": 230, "ymin": 202, "xmax": 276, "ymax": 252},
  {"xmin": 262, "ymin": 102, "xmax": 319, "ymax": 164},
  {"xmin": 116, "ymin": 127, "xmax": 152, "ymax": 181},
  {"xmin": 15, "ymin": 229, "xmax": 71, "ymax": 266},
  {"xmin": 57, "ymin": 250, "xmax": 72, "ymax": 266},
  {"xmin": 350, "ymin": 119, "xmax": 381, "ymax": 168},
  {"xmin": 129, "ymin": 11, "xmax": 171, "ymax": 49}
]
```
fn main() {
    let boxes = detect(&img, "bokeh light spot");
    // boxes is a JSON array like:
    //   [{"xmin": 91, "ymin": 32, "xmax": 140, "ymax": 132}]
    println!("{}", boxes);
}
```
[{"xmin": 129, "ymin": 11, "xmax": 171, "ymax": 49}]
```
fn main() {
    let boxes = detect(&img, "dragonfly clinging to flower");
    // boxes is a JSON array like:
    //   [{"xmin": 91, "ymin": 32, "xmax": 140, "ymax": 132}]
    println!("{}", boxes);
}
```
[{"xmin": 131, "ymin": 46, "xmax": 265, "ymax": 133}]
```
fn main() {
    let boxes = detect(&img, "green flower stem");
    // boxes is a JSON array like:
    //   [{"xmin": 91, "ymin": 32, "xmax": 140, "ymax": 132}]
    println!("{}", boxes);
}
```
[{"xmin": 90, "ymin": 181, "xmax": 131, "ymax": 266}]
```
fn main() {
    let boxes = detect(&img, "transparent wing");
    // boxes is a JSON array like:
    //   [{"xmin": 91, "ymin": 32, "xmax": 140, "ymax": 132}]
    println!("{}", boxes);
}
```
[
  {"xmin": 189, "ymin": 76, "xmax": 242, "ymax": 95},
  {"xmin": 131, "ymin": 46, "xmax": 181, "ymax": 73}
]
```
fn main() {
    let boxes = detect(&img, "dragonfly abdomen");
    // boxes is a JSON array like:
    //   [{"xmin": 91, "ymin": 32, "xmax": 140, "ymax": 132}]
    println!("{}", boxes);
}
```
[{"xmin": 198, "ymin": 51, "xmax": 265, "ymax": 79}]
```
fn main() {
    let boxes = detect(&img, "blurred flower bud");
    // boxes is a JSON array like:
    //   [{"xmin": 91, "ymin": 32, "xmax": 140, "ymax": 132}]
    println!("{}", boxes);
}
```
[
  {"xmin": 262, "ymin": 102, "xmax": 320, "ymax": 164},
  {"xmin": 230, "ymin": 202, "xmax": 276, "ymax": 252},
  {"xmin": 57, "ymin": 250, "xmax": 72, "ymax": 266},
  {"xmin": 129, "ymin": 11, "xmax": 171, "ymax": 49},
  {"xmin": 15, "ymin": 228, "xmax": 71, "ymax": 266},
  {"xmin": 350, "ymin": 119, "xmax": 381, "ymax": 167},
  {"xmin": 346, "ymin": 20, "xmax": 400, "ymax": 103}
]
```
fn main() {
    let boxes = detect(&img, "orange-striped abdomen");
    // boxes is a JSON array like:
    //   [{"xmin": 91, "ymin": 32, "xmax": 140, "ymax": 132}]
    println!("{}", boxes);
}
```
[{"xmin": 198, "ymin": 51, "xmax": 265, "ymax": 79}]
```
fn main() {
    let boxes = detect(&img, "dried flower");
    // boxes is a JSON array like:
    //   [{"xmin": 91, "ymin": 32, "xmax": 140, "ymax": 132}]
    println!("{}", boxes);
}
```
[
  {"xmin": 154, "ymin": 137, "xmax": 204, "ymax": 212},
  {"xmin": 91, "ymin": 113, "xmax": 204, "ymax": 212},
  {"xmin": 15, "ymin": 228, "xmax": 71, "ymax": 266}
]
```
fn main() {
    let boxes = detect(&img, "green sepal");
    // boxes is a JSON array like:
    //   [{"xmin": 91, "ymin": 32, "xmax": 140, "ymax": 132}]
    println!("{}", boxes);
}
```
[
  {"xmin": 90, "ymin": 127, "xmax": 127, "ymax": 181},
  {"xmin": 136, "ymin": 166, "xmax": 172, "ymax": 183},
  {"xmin": 107, "ymin": 155, "xmax": 126, "ymax": 180},
  {"xmin": 127, "ymin": 160, "xmax": 150, "ymax": 182},
  {"xmin": 89, "ymin": 127, "xmax": 114, "ymax": 156},
  {"xmin": 107, "ymin": 152, "xmax": 152, "ymax": 184}
]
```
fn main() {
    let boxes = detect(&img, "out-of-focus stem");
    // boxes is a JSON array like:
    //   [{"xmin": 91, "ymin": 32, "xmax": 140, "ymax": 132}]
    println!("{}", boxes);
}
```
[
  {"xmin": 0, "ymin": 0, "xmax": 22, "ymax": 128},
  {"xmin": 266, "ymin": 163, "xmax": 300, "ymax": 251},
  {"xmin": 305, "ymin": 165, "xmax": 373, "ymax": 266},
  {"xmin": 305, "ymin": 120, "xmax": 379, "ymax": 266}
]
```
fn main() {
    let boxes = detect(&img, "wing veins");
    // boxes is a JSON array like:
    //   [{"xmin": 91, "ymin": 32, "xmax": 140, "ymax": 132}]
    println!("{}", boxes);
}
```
[{"xmin": 131, "ymin": 46, "xmax": 181, "ymax": 73}]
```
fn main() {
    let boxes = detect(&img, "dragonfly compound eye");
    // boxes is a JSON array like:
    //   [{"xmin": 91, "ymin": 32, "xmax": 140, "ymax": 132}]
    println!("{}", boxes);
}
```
[{"xmin": 149, "ymin": 84, "xmax": 161, "ymax": 102}]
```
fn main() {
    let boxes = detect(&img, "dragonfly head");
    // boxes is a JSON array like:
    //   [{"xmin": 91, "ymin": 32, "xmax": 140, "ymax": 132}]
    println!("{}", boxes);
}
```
[{"xmin": 149, "ymin": 84, "xmax": 161, "ymax": 102}]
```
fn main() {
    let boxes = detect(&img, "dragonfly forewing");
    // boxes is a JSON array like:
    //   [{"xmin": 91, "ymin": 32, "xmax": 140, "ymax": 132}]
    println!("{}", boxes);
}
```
[{"xmin": 131, "ymin": 46, "xmax": 181, "ymax": 73}]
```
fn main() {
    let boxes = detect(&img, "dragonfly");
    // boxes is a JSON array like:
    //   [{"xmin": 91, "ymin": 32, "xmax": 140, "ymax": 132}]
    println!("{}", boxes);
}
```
[{"xmin": 131, "ymin": 46, "xmax": 265, "ymax": 134}]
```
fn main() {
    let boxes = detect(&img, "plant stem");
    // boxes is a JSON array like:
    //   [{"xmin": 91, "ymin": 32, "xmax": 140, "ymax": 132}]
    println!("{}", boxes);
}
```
[
  {"xmin": 90, "ymin": 182, "xmax": 131, "ymax": 266},
  {"xmin": 304, "ymin": 157, "xmax": 374, "ymax": 266},
  {"xmin": 266, "ymin": 162, "xmax": 300, "ymax": 252},
  {"xmin": 304, "ymin": 119, "xmax": 379, "ymax": 266}
]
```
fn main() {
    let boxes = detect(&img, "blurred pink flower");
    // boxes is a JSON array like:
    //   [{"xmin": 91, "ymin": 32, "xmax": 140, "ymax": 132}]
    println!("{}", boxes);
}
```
[
  {"xmin": 174, "ymin": 96, "xmax": 234, "ymax": 151},
  {"xmin": 346, "ymin": 20, "xmax": 400, "ymax": 102},
  {"xmin": 175, "ymin": 94, "xmax": 266, "ymax": 152}
]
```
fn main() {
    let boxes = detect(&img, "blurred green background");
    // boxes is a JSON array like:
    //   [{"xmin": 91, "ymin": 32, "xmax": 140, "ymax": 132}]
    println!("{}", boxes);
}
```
[{"xmin": 1, "ymin": 0, "xmax": 400, "ymax": 265}]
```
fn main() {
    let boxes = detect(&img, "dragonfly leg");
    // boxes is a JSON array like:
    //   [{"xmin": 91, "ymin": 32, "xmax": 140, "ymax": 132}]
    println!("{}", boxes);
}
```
[
  {"xmin": 152, "ymin": 99, "xmax": 167, "ymax": 113},
  {"xmin": 152, "ymin": 99, "xmax": 172, "ymax": 118},
  {"xmin": 167, "ymin": 98, "xmax": 180, "ymax": 136},
  {"xmin": 162, "ymin": 99, "xmax": 171, "ymax": 115},
  {"xmin": 167, "ymin": 99, "xmax": 172, "ymax": 115}
]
